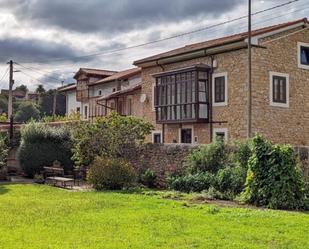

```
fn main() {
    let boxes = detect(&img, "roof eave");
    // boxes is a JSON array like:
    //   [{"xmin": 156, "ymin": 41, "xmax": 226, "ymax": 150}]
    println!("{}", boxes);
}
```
[{"xmin": 134, "ymin": 39, "xmax": 247, "ymax": 68}]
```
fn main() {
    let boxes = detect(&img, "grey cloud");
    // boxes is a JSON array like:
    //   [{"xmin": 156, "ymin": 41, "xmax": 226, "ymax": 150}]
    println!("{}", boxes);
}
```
[
  {"xmin": 0, "ymin": 37, "xmax": 95, "ymax": 64},
  {"xmin": 8, "ymin": 0, "xmax": 244, "ymax": 34}
]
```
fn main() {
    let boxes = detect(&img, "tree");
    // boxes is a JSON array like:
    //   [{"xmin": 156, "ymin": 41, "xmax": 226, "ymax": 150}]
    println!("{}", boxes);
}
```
[
  {"xmin": 14, "ymin": 102, "xmax": 40, "ymax": 123},
  {"xmin": 72, "ymin": 112, "xmax": 154, "ymax": 166},
  {"xmin": 38, "ymin": 89, "xmax": 66, "ymax": 116},
  {"xmin": 35, "ymin": 85, "xmax": 46, "ymax": 94},
  {"xmin": 0, "ymin": 95, "xmax": 7, "ymax": 114},
  {"xmin": 15, "ymin": 84, "xmax": 28, "ymax": 93}
]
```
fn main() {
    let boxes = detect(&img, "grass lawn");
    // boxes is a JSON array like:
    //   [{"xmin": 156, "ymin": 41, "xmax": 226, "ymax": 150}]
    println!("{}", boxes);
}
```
[{"xmin": 0, "ymin": 184, "xmax": 308, "ymax": 249}]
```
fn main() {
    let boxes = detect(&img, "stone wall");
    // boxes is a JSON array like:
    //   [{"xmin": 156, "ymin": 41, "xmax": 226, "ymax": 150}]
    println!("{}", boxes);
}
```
[
  {"xmin": 127, "ymin": 144, "xmax": 309, "ymax": 187},
  {"xmin": 127, "ymin": 143, "xmax": 195, "ymax": 187}
]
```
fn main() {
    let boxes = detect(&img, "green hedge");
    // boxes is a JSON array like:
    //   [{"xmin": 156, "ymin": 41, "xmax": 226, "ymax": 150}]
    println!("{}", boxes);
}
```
[{"xmin": 18, "ymin": 122, "xmax": 74, "ymax": 177}]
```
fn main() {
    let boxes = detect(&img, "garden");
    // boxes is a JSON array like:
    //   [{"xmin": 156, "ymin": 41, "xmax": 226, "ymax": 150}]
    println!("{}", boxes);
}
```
[{"xmin": 0, "ymin": 112, "xmax": 309, "ymax": 248}]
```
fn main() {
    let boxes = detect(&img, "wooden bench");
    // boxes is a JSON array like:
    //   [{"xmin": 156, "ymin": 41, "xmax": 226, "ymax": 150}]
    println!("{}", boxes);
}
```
[{"xmin": 46, "ymin": 177, "xmax": 74, "ymax": 188}]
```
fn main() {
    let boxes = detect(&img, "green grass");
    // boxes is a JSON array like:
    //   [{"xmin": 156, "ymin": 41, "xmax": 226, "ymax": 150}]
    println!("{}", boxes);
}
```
[{"xmin": 0, "ymin": 185, "xmax": 308, "ymax": 249}]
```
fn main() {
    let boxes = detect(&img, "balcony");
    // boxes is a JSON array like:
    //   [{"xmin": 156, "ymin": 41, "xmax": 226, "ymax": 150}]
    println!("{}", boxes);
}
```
[{"xmin": 153, "ymin": 64, "xmax": 210, "ymax": 124}]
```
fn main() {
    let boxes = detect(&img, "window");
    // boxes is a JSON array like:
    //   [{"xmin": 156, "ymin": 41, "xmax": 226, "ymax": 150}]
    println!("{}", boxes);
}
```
[
  {"xmin": 180, "ymin": 128, "xmax": 192, "ymax": 144},
  {"xmin": 98, "ymin": 90, "xmax": 102, "ymax": 96},
  {"xmin": 297, "ymin": 42, "xmax": 309, "ymax": 69},
  {"xmin": 117, "ymin": 100, "xmax": 123, "ymax": 115},
  {"xmin": 154, "ymin": 65, "xmax": 210, "ymax": 123},
  {"xmin": 127, "ymin": 98, "xmax": 132, "ymax": 115},
  {"xmin": 269, "ymin": 72, "xmax": 289, "ymax": 108},
  {"xmin": 213, "ymin": 128, "xmax": 228, "ymax": 141},
  {"xmin": 212, "ymin": 72, "xmax": 227, "ymax": 106},
  {"xmin": 84, "ymin": 105, "xmax": 88, "ymax": 120},
  {"xmin": 152, "ymin": 131, "xmax": 162, "ymax": 144}
]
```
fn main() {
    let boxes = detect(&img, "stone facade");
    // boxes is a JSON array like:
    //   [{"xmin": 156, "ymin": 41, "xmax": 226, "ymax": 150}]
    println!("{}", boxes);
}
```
[{"xmin": 137, "ymin": 25, "xmax": 309, "ymax": 146}]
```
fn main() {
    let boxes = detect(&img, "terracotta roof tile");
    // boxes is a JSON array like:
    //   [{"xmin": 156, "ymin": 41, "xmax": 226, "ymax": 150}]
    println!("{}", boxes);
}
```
[
  {"xmin": 90, "ymin": 67, "xmax": 141, "ymax": 86},
  {"xmin": 134, "ymin": 18, "xmax": 308, "ymax": 65}
]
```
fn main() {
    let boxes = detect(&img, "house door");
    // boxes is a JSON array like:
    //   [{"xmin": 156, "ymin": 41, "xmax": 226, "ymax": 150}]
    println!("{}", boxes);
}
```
[{"xmin": 181, "ymin": 128, "xmax": 192, "ymax": 144}]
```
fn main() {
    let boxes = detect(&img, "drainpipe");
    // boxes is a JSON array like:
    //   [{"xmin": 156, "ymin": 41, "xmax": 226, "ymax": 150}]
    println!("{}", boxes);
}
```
[
  {"xmin": 156, "ymin": 60, "xmax": 165, "ymax": 143},
  {"xmin": 209, "ymin": 55, "xmax": 214, "ymax": 143}
]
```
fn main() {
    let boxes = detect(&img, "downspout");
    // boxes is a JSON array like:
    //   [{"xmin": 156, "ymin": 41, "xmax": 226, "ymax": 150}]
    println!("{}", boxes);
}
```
[
  {"xmin": 156, "ymin": 60, "xmax": 165, "ymax": 143},
  {"xmin": 209, "ymin": 54, "xmax": 214, "ymax": 143}
]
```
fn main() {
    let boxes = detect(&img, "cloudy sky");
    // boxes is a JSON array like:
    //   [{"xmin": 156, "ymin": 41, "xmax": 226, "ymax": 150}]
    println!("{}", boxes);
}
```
[{"xmin": 0, "ymin": 0, "xmax": 308, "ymax": 90}]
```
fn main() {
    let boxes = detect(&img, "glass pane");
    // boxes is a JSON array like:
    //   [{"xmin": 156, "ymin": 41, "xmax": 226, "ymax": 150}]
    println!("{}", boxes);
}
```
[
  {"xmin": 199, "ymin": 81, "xmax": 206, "ymax": 92},
  {"xmin": 301, "ymin": 46, "xmax": 309, "ymax": 65},
  {"xmin": 199, "ymin": 92, "xmax": 206, "ymax": 102},
  {"xmin": 176, "ymin": 106, "xmax": 181, "ymax": 119},
  {"xmin": 199, "ymin": 104, "xmax": 208, "ymax": 119}
]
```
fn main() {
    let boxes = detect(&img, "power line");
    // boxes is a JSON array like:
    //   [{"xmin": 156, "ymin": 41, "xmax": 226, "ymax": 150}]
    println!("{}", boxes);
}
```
[
  {"xmin": 19, "ymin": 0, "xmax": 300, "ymax": 65},
  {"xmin": 15, "ymin": 63, "xmax": 63, "ymax": 82}
]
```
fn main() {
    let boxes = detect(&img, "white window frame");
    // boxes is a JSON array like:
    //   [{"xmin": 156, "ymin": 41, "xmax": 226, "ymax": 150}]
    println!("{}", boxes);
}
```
[
  {"xmin": 269, "ymin": 71, "xmax": 289, "ymax": 108},
  {"xmin": 152, "ymin": 130, "xmax": 162, "ymax": 143},
  {"xmin": 297, "ymin": 42, "xmax": 309, "ymax": 70},
  {"xmin": 178, "ymin": 125, "xmax": 194, "ymax": 144},
  {"xmin": 212, "ymin": 72, "xmax": 228, "ymax": 106},
  {"xmin": 213, "ymin": 128, "xmax": 228, "ymax": 142}
]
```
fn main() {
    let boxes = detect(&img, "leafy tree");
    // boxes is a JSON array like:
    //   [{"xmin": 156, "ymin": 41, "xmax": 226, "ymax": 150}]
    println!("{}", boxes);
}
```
[
  {"xmin": 15, "ymin": 84, "xmax": 28, "ymax": 93},
  {"xmin": 35, "ymin": 84, "xmax": 46, "ymax": 94},
  {"xmin": 0, "ymin": 95, "xmax": 7, "ymax": 114},
  {"xmin": 14, "ymin": 102, "xmax": 40, "ymax": 123},
  {"xmin": 38, "ymin": 89, "xmax": 66, "ymax": 116},
  {"xmin": 72, "ymin": 112, "xmax": 154, "ymax": 166}
]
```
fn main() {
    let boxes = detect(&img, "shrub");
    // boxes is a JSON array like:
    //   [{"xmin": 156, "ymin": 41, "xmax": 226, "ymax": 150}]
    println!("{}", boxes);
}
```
[
  {"xmin": 0, "ymin": 134, "xmax": 8, "ymax": 169},
  {"xmin": 0, "ymin": 113, "xmax": 7, "ymax": 122},
  {"xmin": 242, "ymin": 135, "xmax": 307, "ymax": 210},
  {"xmin": 72, "ymin": 112, "xmax": 153, "ymax": 166},
  {"xmin": 0, "ymin": 134, "xmax": 8, "ymax": 180},
  {"xmin": 15, "ymin": 102, "xmax": 40, "ymax": 123},
  {"xmin": 168, "ymin": 173, "xmax": 214, "ymax": 193},
  {"xmin": 187, "ymin": 139, "xmax": 228, "ymax": 174},
  {"xmin": 139, "ymin": 169, "xmax": 157, "ymax": 188},
  {"xmin": 88, "ymin": 157, "xmax": 136, "ymax": 190},
  {"xmin": 18, "ymin": 122, "xmax": 74, "ymax": 177},
  {"xmin": 214, "ymin": 165, "xmax": 246, "ymax": 199}
]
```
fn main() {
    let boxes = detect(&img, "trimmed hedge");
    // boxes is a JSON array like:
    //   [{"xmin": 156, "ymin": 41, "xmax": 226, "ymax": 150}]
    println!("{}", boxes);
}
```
[{"xmin": 18, "ymin": 122, "xmax": 74, "ymax": 177}]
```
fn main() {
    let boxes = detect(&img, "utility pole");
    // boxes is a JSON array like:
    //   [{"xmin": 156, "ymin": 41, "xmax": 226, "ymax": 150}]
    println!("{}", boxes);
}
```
[
  {"xmin": 7, "ymin": 60, "xmax": 14, "ymax": 139},
  {"xmin": 52, "ymin": 89, "xmax": 57, "ymax": 116},
  {"xmin": 247, "ymin": 0, "xmax": 252, "ymax": 139}
]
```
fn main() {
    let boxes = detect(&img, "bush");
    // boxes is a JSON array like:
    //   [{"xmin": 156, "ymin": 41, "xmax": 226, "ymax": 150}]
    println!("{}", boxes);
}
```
[
  {"xmin": 0, "ymin": 134, "xmax": 8, "ymax": 169},
  {"xmin": 139, "ymin": 169, "xmax": 157, "ymax": 188},
  {"xmin": 214, "ymin": 165, "xmax": 246, "ymax": 199},
  {"xmin": 168, "ymin": 173, "xmax": 214, "ymax": 193},
  {"xmin": 187, "ymin": 139, "xmax": 228, "ymax": 174},
  {"xmin": 18, "ymin": 122, "xmax": 74, "ymax": 177},
  {"xmin": 88, "ymin": 157, "xmax": 136, "ymax": 190},
  {"xmin": 72, "ymin": 112, "xmax": 153, "ymax": 166},
  {"xmin": 242, "ymin": 135, "xmax": 307, "ymax": 210},
  {"xmin": 0, "ymin": 134, "xmax": 8, "ymax": 180},
  {"xmin": 15, "ymin": 102, "xmax": 40, "ymax": 123}
]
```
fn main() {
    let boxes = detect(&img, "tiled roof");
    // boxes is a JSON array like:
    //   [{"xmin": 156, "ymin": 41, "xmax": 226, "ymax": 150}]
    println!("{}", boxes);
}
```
[
  {"xmin": 97, "ymin": 83, "xmax": 141, "ymax": 101},
  {"xmin": 90, "ymin": 67, "xmax": 141, "ymax": 86},
  {"xmin": 74, "ymin": 68, "xmax": 117, "ymax": 79},
  {"xmin": 134, "ymin": 18, "xmax": 308, "ymax": 65},
  {"xmin": 58, "ymin": 83, "xmax": 76, "ymax": 92}
]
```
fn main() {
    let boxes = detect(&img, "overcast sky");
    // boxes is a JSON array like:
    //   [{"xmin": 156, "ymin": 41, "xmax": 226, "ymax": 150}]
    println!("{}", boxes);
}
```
[{"xmin": 0, "ymin": 0, "xmax": 308, "ymax": 90}]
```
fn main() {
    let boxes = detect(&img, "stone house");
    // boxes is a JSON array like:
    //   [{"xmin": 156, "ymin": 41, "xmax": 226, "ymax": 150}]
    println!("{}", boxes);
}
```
[
  {"xmin": 133, "ymin": 18, "xmax": 309, "ymax": 146},
  {"xmin": 60, "ymin": 67, "xmax": 141, "ymax": 119}
]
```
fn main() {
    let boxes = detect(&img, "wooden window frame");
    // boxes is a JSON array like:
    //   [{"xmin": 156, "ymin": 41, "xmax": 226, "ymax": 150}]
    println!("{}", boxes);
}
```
[
  {"xmin": 154, "ymin": 65, "xmax": 210, "ymax": 124},
  {"xmin": 178, "ymin": 125, "xmax": 194, "ymax": 144},
  {"xmin": 269, "ymin": 72, "xmax": 289, "ymax": 108},
  {"xmin": 212, "ymin": 72, "xmax": 228, "ymax": 106}
]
